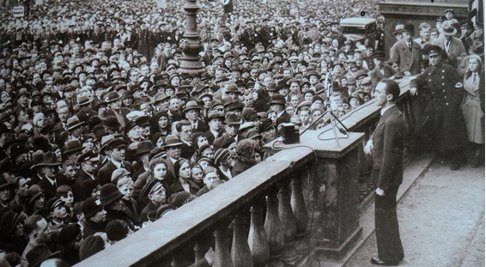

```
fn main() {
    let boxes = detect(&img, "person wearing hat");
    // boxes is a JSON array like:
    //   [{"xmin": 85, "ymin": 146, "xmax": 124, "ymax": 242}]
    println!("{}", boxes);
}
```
[
  {"xmin": 458, "ymin": 40, "xmax": 484, "ymax": 76},
  {"xmin": 410, "ymin": 45, "xmax": 468, "ymax": 170},
  {"xmin": 213, "ymin": 148, "xmax": 232, "ymax": 181},
  {"xmin": 162, "ymin": 134, "xmax": 184, "ymax": 180},
  {"xmin": 211, "ymin": 113, "xmax": 238, "ymax": 150},
  {"xmin": 73, "ymin": 151, "xmax": 100, "ymax": 202},
  {"xmin": 204, "ymin": 111, "xmax": 225, "ymax": 145},
  {"xmin": 97, "ymin": 137, "xmax": 131, "ymax": 186},
  {"xmin": 82, "ymin": 196, "xmax": 107, "ymax": 237},
  {"xmin": 0, "ymin": 208, "xmax": 27, "ymax": 254},
  {"xmin": 100, "ymin": 184, "xmax": 137, "ymax": 229},
  {"xmin": 392, "ymin": 24, "xmax": 405, "ymax": 42},
  {"xmin": 369, "ymin": 51, "xmax": 394, "ymax": 87},
  {"xmin": 0, "ymin": 175, "xmax": 14, "ymax": 209},
  {"xmin": 47, "ymin": 197, "xmax": 70, "ymax": 232},
  {"xmin": 130, "ymin": 140, "xmax": 154, "ymax": 183},
  {"xmin": 35, "ymin": 152, "xmax": 62, "ymax": 201},
  {"xmin": 74, "ymin": 95, "xmax": 96, "ymax": 124},
  {"xmin": 183, "ymin": 101, "xmax": 208, "ymax": 133},
  {"xmin": 389, "ymin": 23, "xmax": 422, "ymax": 76},
  {"xmin": 269, "ymin": 94, "xmax": 291, "ymax": 127},
  {"xmin": 102, "ymin": 91, "xmax": 129, "ymax": 132},
  {"xmin": 431, "ymin": 20, "xmax": 467, "ymax": 68},
  {"xmin": 66, "ymin": 115, "xmax": 88, "ymax": 140}
]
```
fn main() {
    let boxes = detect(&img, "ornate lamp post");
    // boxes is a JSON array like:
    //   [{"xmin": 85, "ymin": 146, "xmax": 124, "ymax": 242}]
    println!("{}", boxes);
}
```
[{"xmin": 178, "ymin": 0, "xmax": 205, "ymax": 75}]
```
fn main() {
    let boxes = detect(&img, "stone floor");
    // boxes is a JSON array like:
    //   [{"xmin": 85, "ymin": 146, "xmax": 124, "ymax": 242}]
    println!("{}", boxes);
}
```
[{"xmin": 344, "ymin": 159, "xmax": 485, "ymax": 267}]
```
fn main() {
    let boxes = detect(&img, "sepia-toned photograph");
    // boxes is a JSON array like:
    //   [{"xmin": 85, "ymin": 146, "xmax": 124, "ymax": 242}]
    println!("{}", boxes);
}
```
[{"xmin": 0, "ymin": 0, "xmax": 484, "ymax": 266}]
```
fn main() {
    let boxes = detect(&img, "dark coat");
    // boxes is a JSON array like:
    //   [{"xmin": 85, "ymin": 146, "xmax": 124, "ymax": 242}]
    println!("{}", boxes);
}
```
[
  {"xmin": 275, "ymin": 111, "xmax": 291, "ymax": 127},
  {"xmin": 371, "ymin": 106, "xmax": 405, "ymax": 263},
  {"xmin": 73, "ymin": 170, "xmax": 97, "ymax": 202},
  {"xmin": 411, "ymin": 62, "xmax": 468, "ymax": 151},
  {"xmin": 97, "ymin": 160, "xmax": 132, "ymax": 186},
  {"xmin": 213, "ymin": 133, "xmax": 236, "ymax": 149},
  {"xmin": 389, "ymin": 40, "xmax": 422, "ymax": 75},
  {"xmin": 371, "ymin": 106, "xmax": 405, "ymax": 191},
  {"xmin": 232, "ymin": 160, "xmax": 254, "ymax": 177}
]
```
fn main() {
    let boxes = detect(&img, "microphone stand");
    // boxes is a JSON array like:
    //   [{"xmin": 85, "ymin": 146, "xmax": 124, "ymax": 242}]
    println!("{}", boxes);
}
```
[{"xmin": 329, "ymin": 110, "xmax": 349, "ymax": 134}]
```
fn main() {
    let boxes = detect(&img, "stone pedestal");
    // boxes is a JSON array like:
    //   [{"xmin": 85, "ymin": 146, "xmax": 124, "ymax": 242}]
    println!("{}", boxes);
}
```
[{"xmin": 265, "ymin": 130, "xmax": 364, "ymax": 259}]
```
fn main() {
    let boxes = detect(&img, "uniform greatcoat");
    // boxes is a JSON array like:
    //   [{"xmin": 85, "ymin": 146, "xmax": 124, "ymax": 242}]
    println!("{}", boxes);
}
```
[{"xmin": 410, "ymin": 62, "xmax": 468, "ymax": 151}]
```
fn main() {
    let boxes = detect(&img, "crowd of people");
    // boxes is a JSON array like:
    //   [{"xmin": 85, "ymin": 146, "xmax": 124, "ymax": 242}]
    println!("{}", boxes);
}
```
[{"xmin": 0, "ymin": 0, "xmax": 483, "ymax": 265}]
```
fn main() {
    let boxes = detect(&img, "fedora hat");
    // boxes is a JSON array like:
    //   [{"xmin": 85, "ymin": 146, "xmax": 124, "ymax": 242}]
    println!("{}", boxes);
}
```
[
  {"xmin": 164, "ymin": 134, "xmax": 183, "ymax": 148},
  {"xmin": 82, "ymin": 197, "xmax": 104, "ymax": 219},
  {"xmin": 215, "ymin": 73, "xmax": 229, "ymax": 83},
  {"xmin": 225, "ymin": 100, "xmax": 245, "ymax": 111},
  {"xmin": 99, "ymin": 134, "xmax": 116, "ymax": 153},
  {"xmin": 103, "ymin": 91, "xmax": 123, "ymax": 104},
  {"xmin": 32, "ymin": 152, "xmax": 61, "ymax": 169},
  {"xmin": 224, "ymin": 113, "xmax": 241, "ymax": 125},
  {"xmin": 62, "ymin": 139, "xmax": 83, "ymax": 156},
  {"xmin": 78, "ymin": 95, "xmax": 92, "ymax": 106},
  {"xmin": 26, "ymin": 244, "xmax": 60, "ymax": 267},
  {"xmin": 103, "ymin": 116, "xmax": 121, "ymax": 131},
  {"xmin": 182, "ymin": 100, "xmax": 201, "ymax": 114},
  {"xmin": 207, "ymin": 111, "xmax": 225, "ymax": 121},
  {"xmin": 100, "ymin": 184, "xmax": 124, "ymax": 206},
  {"xmin": 225, "ymin": 83, "xmax": 240, "ymax": 94},
  {"xmin": 136, "ymin": 140, "xmax": 154, "ymax": 156},
  {"xmin": 393, "ymin": 24, "xmax": 405, "ymax": 35},
  {"xmin": 469, "ymin": 40, "xmax": 484, "ymax": 56},
  {"xmin": 66, "ymin": 115, "xmax": 86, "ymax": 131},
  {"xmin": 269, "ymin": 94, "xmax": 286, "ymax": 106},
  {"xmin": 442, "ymin": 21, "xmax": 457, "ymax": 36}
]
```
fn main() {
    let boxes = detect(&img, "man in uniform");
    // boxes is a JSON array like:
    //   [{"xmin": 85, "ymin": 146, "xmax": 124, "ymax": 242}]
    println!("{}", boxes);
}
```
[{"xmin": 410, "ymin": 45, "xmax": 468, "ymax": 170}]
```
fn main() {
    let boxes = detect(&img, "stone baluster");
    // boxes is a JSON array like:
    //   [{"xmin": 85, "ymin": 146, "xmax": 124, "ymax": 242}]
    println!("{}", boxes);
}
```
[
  {"xmin": 278, "ymin": 182, "xmax": 297, "ymax": 243},
  {"xmin": 291, "ymin": 175, "xmax": 308, "ymax": 236},
  {"xmin": 193, "ymin": 241, "xmax": 204, "ymax": 267},
  {"xmin": 248, "ymin": 200, "xmax": 270, "ymax": 266},
  {"xmin": 213, "ymin": 223, "xmax": 234, "ymax": 267},
  {"xmin": 264, "ymin": 189, "xmax": 285, "ymax": 256},
  {"xmin": 231, "ymin": 214, "xmax": 254, "ymax": 267}
]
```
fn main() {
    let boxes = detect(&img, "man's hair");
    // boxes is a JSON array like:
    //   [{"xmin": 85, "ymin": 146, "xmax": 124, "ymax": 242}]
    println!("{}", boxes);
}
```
[
  {"xmin": 24, "ymin": 215, "xmax": 44, "ymax": 236},
  {"xmin": 176, "ymin": 120, "xmax": 191, "ymax": 132},
  {"xmin": 380, "ymin": 79, "xmax": 400, "ymax": 101},
  {"xmin": 56, "ymin": 185, "xmax": 72, "ymax": 197}
]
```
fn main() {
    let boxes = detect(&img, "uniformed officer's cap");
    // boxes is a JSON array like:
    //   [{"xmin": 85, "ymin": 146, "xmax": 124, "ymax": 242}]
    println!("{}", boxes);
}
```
[{"xmin": 424, "ymin": 45, "xmax": 442, "ymax": 57}]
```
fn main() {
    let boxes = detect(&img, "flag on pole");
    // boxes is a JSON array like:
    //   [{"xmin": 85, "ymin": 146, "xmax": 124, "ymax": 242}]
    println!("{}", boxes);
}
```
[{"xmin": 222, "ymin": 0, "xmax": 233, "ymax": 13}]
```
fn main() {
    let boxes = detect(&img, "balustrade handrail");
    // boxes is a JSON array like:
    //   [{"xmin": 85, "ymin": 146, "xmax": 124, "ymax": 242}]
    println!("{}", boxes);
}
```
[
  {"xmin": 75, "ymin": 76, "xmax": 415, "ymax": 267},
  {"xmin": 75, "ymin": 146, "xmax": 314, "ymax": 267}
]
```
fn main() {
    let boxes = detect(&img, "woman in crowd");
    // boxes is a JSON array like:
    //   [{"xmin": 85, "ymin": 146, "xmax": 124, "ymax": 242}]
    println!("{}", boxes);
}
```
[{"xmin": 461, "ymin": 55, "xmax": 485, "ymax": 167}]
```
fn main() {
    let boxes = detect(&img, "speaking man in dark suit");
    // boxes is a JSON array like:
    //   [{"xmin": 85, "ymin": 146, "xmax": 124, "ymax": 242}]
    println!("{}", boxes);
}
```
[{"xmin": 364, "ymin": 79, "xmax": 405, "ymax": 265}]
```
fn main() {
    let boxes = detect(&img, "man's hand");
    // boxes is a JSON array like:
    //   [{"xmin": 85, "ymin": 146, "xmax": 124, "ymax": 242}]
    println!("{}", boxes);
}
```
[
  {"xmin": 204, "ymin": 246, "xmax": 215, "ymax": 266},
  {"xmin": 364, "ymin": 139, "xmax": 373, "ymax": 155},
  {"xmin": 375, "ymin": 187, "xmax": 385, "ymax": 196},
  {"xmin": 410, "ymin": 87, "xmax": 418, "ymax": 96}
]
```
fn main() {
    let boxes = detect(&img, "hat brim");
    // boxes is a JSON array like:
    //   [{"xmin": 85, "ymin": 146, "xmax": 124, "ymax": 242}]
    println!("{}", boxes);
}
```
[
  {"xmin": 164, "ymin": 142, "xmax": 183, "ymax": 148},
  {"xmin": 443, "ymin": 29, "xmax": 457, "ymax": 36},
  {"xmin": 67, "ymin": 121, "xmax": 87, "ymax": 131}
]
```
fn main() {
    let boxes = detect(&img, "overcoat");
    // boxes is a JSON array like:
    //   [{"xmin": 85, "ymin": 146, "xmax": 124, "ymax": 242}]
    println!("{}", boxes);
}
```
[{"xmin": 410, "ymin": 62, "xmax": 468, "ymax": 151}]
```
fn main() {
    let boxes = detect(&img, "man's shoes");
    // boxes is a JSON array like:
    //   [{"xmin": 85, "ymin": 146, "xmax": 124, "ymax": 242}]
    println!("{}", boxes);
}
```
[
  {"xmin": 370, "ymin": 256, "xmax": 399, "ymax": 266},
  {"xmin": 450, "ymin": 162, "xmax": 461, "ymax": 170}
]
